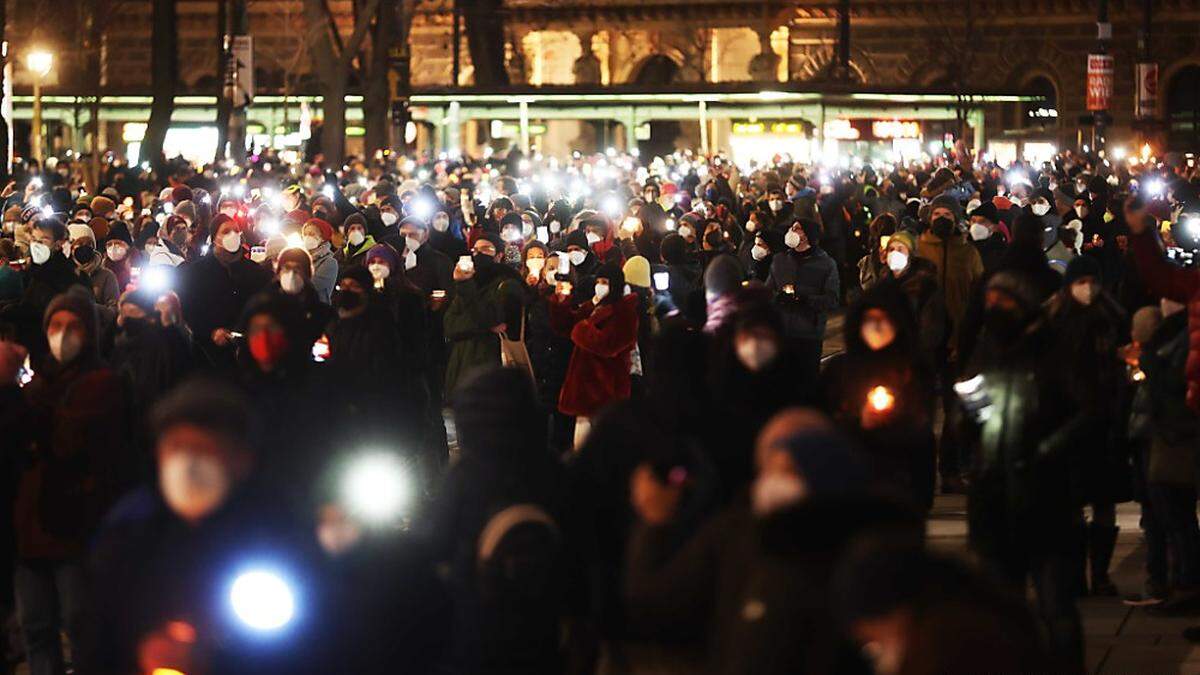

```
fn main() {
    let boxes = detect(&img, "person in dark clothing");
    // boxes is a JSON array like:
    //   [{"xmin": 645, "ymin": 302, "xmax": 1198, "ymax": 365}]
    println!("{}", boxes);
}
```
[
  {"xmin": 325, "ymin": 266, "xmax": 429, "ymax": 453},
  {"xmin": 1044, "ymin": 255, "xmax": 1130, "ymax": 597},
  {"xmin": 959, "ymin": 270, "xmax": 1085, "ymax": 673},
  {"xmin": 967, "ymin": 202, "xmax": 1008, "ymax": 275},
  {"xmin": 424, "ymin": 367, "xmax": 568, "ymax": 675},
  {"xmin": 623, "ymin": 409, "xmax": 922, "ymax": 675},
  {"xmin": 79, "ymin": 379, "xmax": 324, "ymax": 675},
  {"xmin": 3, "ymin": 218, "xmax": 88, "ymax": 367},
  {"xmin": 658, "ymin": 233, "xmax": 703, "ymax": 322},
  {"xmin": 765, "ymin": 218, "xmax": 839, "ymax": 384},
  {"xmin": 265, "ymin": 246, "xmax": 335, "ymax": 352},
  {"xmin": 820, "ymin": 287, "xmax": 938, "ymax": 511},
  {"xmin": 177, "ymin": 218, "xmax": 272, "ymax": 368},
  {"xmin": 0, "ymin": 289, "xmax": 131, "ymax": 675},
  {"xmin": 872, "ymin": 229, "xmax": 948, "ymax": 365}
]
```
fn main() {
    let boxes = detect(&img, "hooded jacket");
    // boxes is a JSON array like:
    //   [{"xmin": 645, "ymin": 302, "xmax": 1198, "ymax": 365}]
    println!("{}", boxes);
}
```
[{"xmin": 916, "ymin": 229, "xmax": 983, "ymax": 346}]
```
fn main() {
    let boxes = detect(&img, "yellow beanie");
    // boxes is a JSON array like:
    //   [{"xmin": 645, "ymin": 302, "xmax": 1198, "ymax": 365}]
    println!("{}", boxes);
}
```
[{"xmin": 623, "ymin": 255, "xmax": 651, "ymax": 288}]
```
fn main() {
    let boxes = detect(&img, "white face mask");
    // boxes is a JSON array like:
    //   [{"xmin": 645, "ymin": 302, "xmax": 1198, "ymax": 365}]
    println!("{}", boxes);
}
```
[
  {"xmin": 368, "ymin": 262, "xmax": 391, "ymax": 281},
  {"xmin": 751, "ymin": 244, "xmax": 770, "ymax": 261},
  {"xmin": 549, "ymin": 220, "xmax": 561, "ymax": 233},
  {"xmin": 62, "ymin": 242, "xmax": 73, "ymax": 259},
  {"xmin": 969, "ymin": 222, "xmax": 991, "ymax": 241},
  {"xmin": 966, "ymin": 198, "xmax": 982, "ymax": 214},
  {"xmin": 432, "ymin": 216, "xmax": 450, "ymax": 232},
  {"xmin": 404, "ymin": 251, "xmax": 417, "ymax": 271},
  {"xmin": 768, "ymin": 199, "xmax": 783, "ymax": 212},
  {"xmin": 886, "ymin": 250, "xmax": 909, "ymax": 273},
  {"xmin": 381, "ymin": 211, "xmax": 399, "ymax": 226},
  {"xmin": 751, "ymin": 472, "xmax": 806, "ymax": 515},
  {"xmin": 250, "ymin": 248, "xmax": 268, "ymax": 263},
  {"xmin": 585, "ymin": 232, "xmax": 602, "ymax": 246},
  {"xmin": 784, "ymin": 230, "xmax": 802, "ymax": 249},
  {"xmin": 159, "ymin": 452, "xmax": 230, "ymax": 523},
  {"xmin": 1031, "ymin": 201, "xmax": 1051, "ymax": 217},
  {"xmin": 279, "ymin": 270, "xmax": 304, "ymax": 295},
  {"xmin": 745, "ymin": 220, "xmax": 757, "ymax": 233},
  {"xmin": 1076, "ymin": 206, "xmax": 1089, "ymax": 219},
  {"xmin": 30, "ymin": 242, "xmax": 51, "ymax": 265},
  {"xmin": 405, "ymin": 236, "xmax": 422, "ymax": 252},
  {"xmin": 678, "ymin": 225, "xmax": 694, "ymax": 239},
  {"xmin": 736, "ymin": 338, "xmax": 778, "ymax": 372},
  {"xmin": 303, "ymin": 235, "xmax": 322, "ymax": 251},
  {"xmin": 1070, "ymin": 280, "xmax": 1096, "ymax": 306},
  {"xmin": 526, "ymin": 257, "xmax": 545, "ymax": 275},
  {"xmin": 593, "ymin": 282, "xmax": 610, "ymax": 301},
  {"xmin": 106, "ymin": 244, "xmax": 128, "ymax": 262},
  {"xmin": 347, "ymin": 230, "xmax": 365, "ymax": 246},
  {"xmin": 220, "ymin": 231, "xmax": 241, "ymax": 253},
  {"xmin": 568, "ymin": 250, "xmax": 587, "ymax": 266},
  {"xmin": 48, "ymin": 329, "xmax": 83, "ymax": 364}
]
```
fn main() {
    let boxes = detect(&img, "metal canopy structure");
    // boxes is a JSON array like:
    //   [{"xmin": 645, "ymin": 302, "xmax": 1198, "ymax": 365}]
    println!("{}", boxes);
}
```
[
  {"xmin": 9, "ymin": 82, "xmax": 1041, "ymax": 156},
  {"xmin": 407, "ymin": 83, "xmax": 1042, "ymax": 154}
]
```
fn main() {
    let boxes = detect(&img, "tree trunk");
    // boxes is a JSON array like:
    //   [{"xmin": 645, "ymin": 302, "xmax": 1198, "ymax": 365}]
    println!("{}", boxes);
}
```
[
  {"xmin": 321, "ymin": 70, "xmax": 348, "ymax": 164},
  {"xmin": 214, "ymin": 0, "xmax": 230, "ymax": 162},
  {"xmin": 463, "ymin": 0, "xmax": 508, "ymax": 86},
  {"xmin": 363, "ymin": 0, "xmax": 397, "ymax": 158},
  {"xmin": 143, "ymin": 0, "xmax": 177, "ymax": 176},
  {"xmin": 304, "ymin": 0, "xmax": 381, "ymax": 165},
  {"xmin": 0, "ymin": 0, "xmax": 10, "ymax": 181}
]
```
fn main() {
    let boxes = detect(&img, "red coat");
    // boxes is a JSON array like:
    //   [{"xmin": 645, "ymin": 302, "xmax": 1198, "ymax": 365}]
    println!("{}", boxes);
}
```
[
  {"xmin": 1129, "ymin": 230, "xmax": 1200, "ymax": 411},
  {"xmin": 550, "ymin": 293, "xmax": 639, "ymax": 417}
]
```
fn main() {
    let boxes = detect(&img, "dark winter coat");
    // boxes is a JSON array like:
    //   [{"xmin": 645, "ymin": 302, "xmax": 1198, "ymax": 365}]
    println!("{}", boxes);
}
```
[
  {"xmin": 766, "ymin": 247, "xmax": 840, "ymax": 341},
  {"xmin": 177, "ymin": 251, "xmax": 272, "ymax": 364},
  {"xmin": 1129, "ymin": 229, "xmax": 1200, "ymax": 412}
]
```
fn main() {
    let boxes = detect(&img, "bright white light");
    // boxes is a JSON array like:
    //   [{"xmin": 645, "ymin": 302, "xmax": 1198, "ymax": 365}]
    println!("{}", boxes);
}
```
[
  {"xmin": 953, "ymin": 374, "xmax": 985, "ymax": 396},
  {"xmin": 605, "ymin": 147, "xmax": 617, "ymax": 158},
  {"xmin": 163, "ymin": 202, "xmax": 174, "ymax": 214},
  {"xmin": 541, "ymin": 174, "xmax": 558, "ymax": 191},
  {"xmin": 1145, "ymin": 179, "xmax": 1164, "ymax": 197},
  {"xmin": 928, "ymin": 140, "xmax": 944, "ymax": 155},
  {"xmin": 230, "ymin": 570, "xmax": 295, "ymax": 631},
  {"xmin": 602, "ymin": 196, "xmax": 622, "ymax": 217},
  {"xmin": 1111, "ymin": 146, "xmax": 1127, "ymax": 161},
  {"xmin": 1185, "ymin": 216, "xmax": 1200, "ymax": 238},
  {"xmin": 25, "ymin": 50, "xmax": 53, "ymax": 78},
  {"xmin": 285, "ymin": 232, "xmax": 304, "ymax": 249},
  {"xmin": 518, "ymin": 159, "xmax": 531, "ymax": 173},
  {"xmin": 412, "ymin": 198, "xmax": 434, "ymax": 221},
  {"xmin": 233, "ymin": 184, "xmax": 246, "ymax": 198},
  {"xmin": 321, "ymin": 185, "xmax": 335, "ymax": 200},
  {"xmin": 40, "ymin": 205, "xmax": 53, "ymax": 217},
  {"xmin": 341, "ymin": 452, "xmax": 411, "ymax": 524},
  {"xmin": 30, "ymin": 177, "xmax": 42, "ymax": 189},
  {"xmin": 417, "ymin": 169, "xmax": 430, "ymax": 181},
  {"xmin": 665, "ymin": 218, "xmax": 676, "ymax": 231},
  {"xmin": 258, "ymin": 218, "xmax": 280, "ymax": 236},
  {"xmin": 142, "ymin": 266, "xmax": 171, "ymax": 292}
]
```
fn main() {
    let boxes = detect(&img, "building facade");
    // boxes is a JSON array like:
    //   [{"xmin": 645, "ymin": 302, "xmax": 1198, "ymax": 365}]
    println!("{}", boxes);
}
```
[{"xmin": 11, "ymin": 0, "xmax": 1200, "ymax": 159}]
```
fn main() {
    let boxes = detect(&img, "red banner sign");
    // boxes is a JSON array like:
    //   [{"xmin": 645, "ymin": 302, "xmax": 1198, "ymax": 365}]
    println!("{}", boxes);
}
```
[
  {"xmin": 1087, "ymin": 53, "xmax": 1114, "ymax": 112},
  {"xmin": 1136, "ymin": 62, "xmax": 1158, "ymax": 119}
]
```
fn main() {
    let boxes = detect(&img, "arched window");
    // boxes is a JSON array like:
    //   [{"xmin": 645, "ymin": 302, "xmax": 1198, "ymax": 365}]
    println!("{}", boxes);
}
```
[
  {"xmin": 1021, "ymin": 76, "xmax": 1058, "ymax": 128},
  {"xmin": 1167, "ymin": 65, "xmax": 1200, "ymax": 151}
]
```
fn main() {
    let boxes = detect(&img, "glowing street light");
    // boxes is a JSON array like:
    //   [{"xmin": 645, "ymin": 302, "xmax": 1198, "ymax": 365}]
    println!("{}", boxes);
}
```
[{"xmin": 26, "ymin": 49, "xmax": 53, "ymax": 164}]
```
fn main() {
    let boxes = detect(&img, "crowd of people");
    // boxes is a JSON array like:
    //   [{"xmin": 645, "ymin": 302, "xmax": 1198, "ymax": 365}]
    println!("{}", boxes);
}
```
[{"xmin": 0, "ymin": 140, "xmax": 1197, "ymax": 674}]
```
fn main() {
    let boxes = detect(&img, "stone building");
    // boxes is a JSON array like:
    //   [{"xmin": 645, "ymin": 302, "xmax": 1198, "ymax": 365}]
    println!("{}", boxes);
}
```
[{"xmin": 10, "ymin": 0, "xmax": 1200, "ymax": 159}]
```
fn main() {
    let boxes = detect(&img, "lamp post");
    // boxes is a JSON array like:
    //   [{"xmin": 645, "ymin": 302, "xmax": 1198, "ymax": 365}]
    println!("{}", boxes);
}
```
[{"xmin": 25, "ymin": 50, "xmax": 53, "ymax": 165}]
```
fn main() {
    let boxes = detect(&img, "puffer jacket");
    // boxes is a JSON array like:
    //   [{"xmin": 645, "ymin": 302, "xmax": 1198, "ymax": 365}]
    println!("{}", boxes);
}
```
[{"xmin": 765, "ymin": 247, "xmax": 839, "ymax": 341}]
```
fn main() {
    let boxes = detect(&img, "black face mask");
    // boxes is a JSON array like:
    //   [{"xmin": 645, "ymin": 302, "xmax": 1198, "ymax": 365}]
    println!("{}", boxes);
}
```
[
  {"xmin": 984, "ymin": 307, "xmax": 1027, "ymax": 342},
  {"xmin": 335, "ymin": 290, "xmax": 364, "ymax": 311},
  {"xmin": 931, "ymin": 216, "xmax": 955, "ymax": 239},
  {"xmin": 473, "ymin": 253, "xmax": 497, "ymax": 270},
  {"xmin": 73, "ymin": 245, "xmax": 96, "ymax": 264}
]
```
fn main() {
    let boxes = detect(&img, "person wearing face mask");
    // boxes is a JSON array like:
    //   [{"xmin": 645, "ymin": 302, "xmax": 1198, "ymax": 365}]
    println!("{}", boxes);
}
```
[
  {"xmin": 757, "ymin": 185, "xmax": 794, "ymax": 232},
  {"xmin": 177, "ymin": 217, "xmax": 272, "ymax": 368},
  {"xmin": 428, "ymin": 206, "xmax": 469, "ymax": 259},
  {"xmin": 4, "ymin": 218, "xmax": 89, "ymax": 367},
  {"xmin": 518, "ymin": 241, "xmax": 573, "ymax": 442},
  {"xmin": 78, "ymin": 378, "xmax": 325, "ymax": 674},
  {"xmin": 873, "ymin": 230, "xmax": 947, "ymax": 370},
  {"xmin": 916, "ymin": 195, "xmax": 983, "ymax": 355},
  {"xmin": 108, "ymin": 287, "xmax": 196, "ymax": 460},
  {"xmin": 338, "ymin": 213, "xmax": 377, "ymax": 268},
  {"xmin": 102, "ymin": 229, "xmax": 135, "ymax": 291},
  {"xmin": 256, "ymin": 246, "xmax": 335, "ymax": 352},
  {"xmin": 326, "ymin": 266, "xmax": 430, "ymax": 442},
  {"xmin": 558, "ymin": 228, "xmax": 602, "ymax": 299},
  {"xmin": 300, "ymin": 218, "xmax": 339, "ymax": 304},
  {"xmin": 967, "ymin": 202, "xmax": 1008, "ymax": 276},
  {"xmin": 549, "ymin": 262, "xmax": 639, "ymax": 448},
  {"xmin": 624, "ymin": 407, "xmax": 921, "ymax": 675},
  {"xmin": 675, "ymin": 213, "xmax": 701, "ymax": 250},
  {"xmin": 1043, "ymin": 255, "xmax": 1131, "ymax": 598},
  {"xmin": 656, "ymin": 232, "xmax": 704, "ymax": 323},
  {"xmin": 767, "ymin": 218, "xmax": 839, "ymax": 384},
  {"xmin": 959, "ymin": 270, "xmax": 1086, "ymax": 672},
  {"xmin": 855, "ymin": 213, "xmax": 898, "ymax": 290},
  {"xmin": 0, "ymin": 289, "xmax": 131, "ymax": 675},
  {"xmin": 444, "ymin": 233, "xmax": 524, "ymax": 395},
  {"xmin": 67, "ymin": 223, "xmax": 121, "ymax": 319},
  {"xmin": 819, "ymin": 289, "xmax": 937, "ymax": 511},
  {"xmin": 740, "ymin": 230, "xmax": 782, "ymax": 283}
]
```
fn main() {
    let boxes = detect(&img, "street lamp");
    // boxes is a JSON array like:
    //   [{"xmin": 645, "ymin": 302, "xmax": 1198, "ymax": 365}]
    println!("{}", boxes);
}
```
[{"xmin": 25, "ymin": 50, "xmax": 53, "ymax": 165}]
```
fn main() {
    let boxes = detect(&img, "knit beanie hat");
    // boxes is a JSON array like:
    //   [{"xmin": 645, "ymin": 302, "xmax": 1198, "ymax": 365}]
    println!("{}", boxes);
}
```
[
  {"xmin": 365, "ymin": 242, "xmax": 400, "ymax": 269},
  {"xmin": 888, "ymin": 229, "xmax": 918, "ymax": 254},
  {"xmin": 89, "ymin": 195, "xmax": 116, "ymax": 219},
  {"xmin": 68, "ymin": 223, "xmax": 96, "ymax": 246},
  {"xmin": 171, "ymin": 186, "xmax": 194, "ymax": 204},
  {"xmin": 277, "ymin": 246, "xmax": 314, "ymax": 277},
  {"xmin": 623, "ymin": 255, "xmax": 652, "ymax": 288},
  {"xmin": 971, "ymin": 201, "xmax": 999, "ymax": 224},
  {"xmin": 985, "ymin": 270, "xmax": 1041, "ymax": 312},
  {"xmin": 1063, "ymin": 253, "xmax": 1102, "ymax": 285},
  {"xmin": 304, "ymin": 218, "xmax": 335, "ymax": 242},
  {"xmin": 929, "ymin": 194, "xmax": 963, "ymax": 220},
  {"xmin": 704, "ymin": 254, "xmax": 745, "ymax": 297}
]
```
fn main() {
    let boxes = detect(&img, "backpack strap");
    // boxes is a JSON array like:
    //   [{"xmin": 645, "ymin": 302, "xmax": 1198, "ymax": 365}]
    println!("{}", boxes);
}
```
[{"xmin": 477, "ymin": 504, "xmax": 558, "ymax": 562}]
